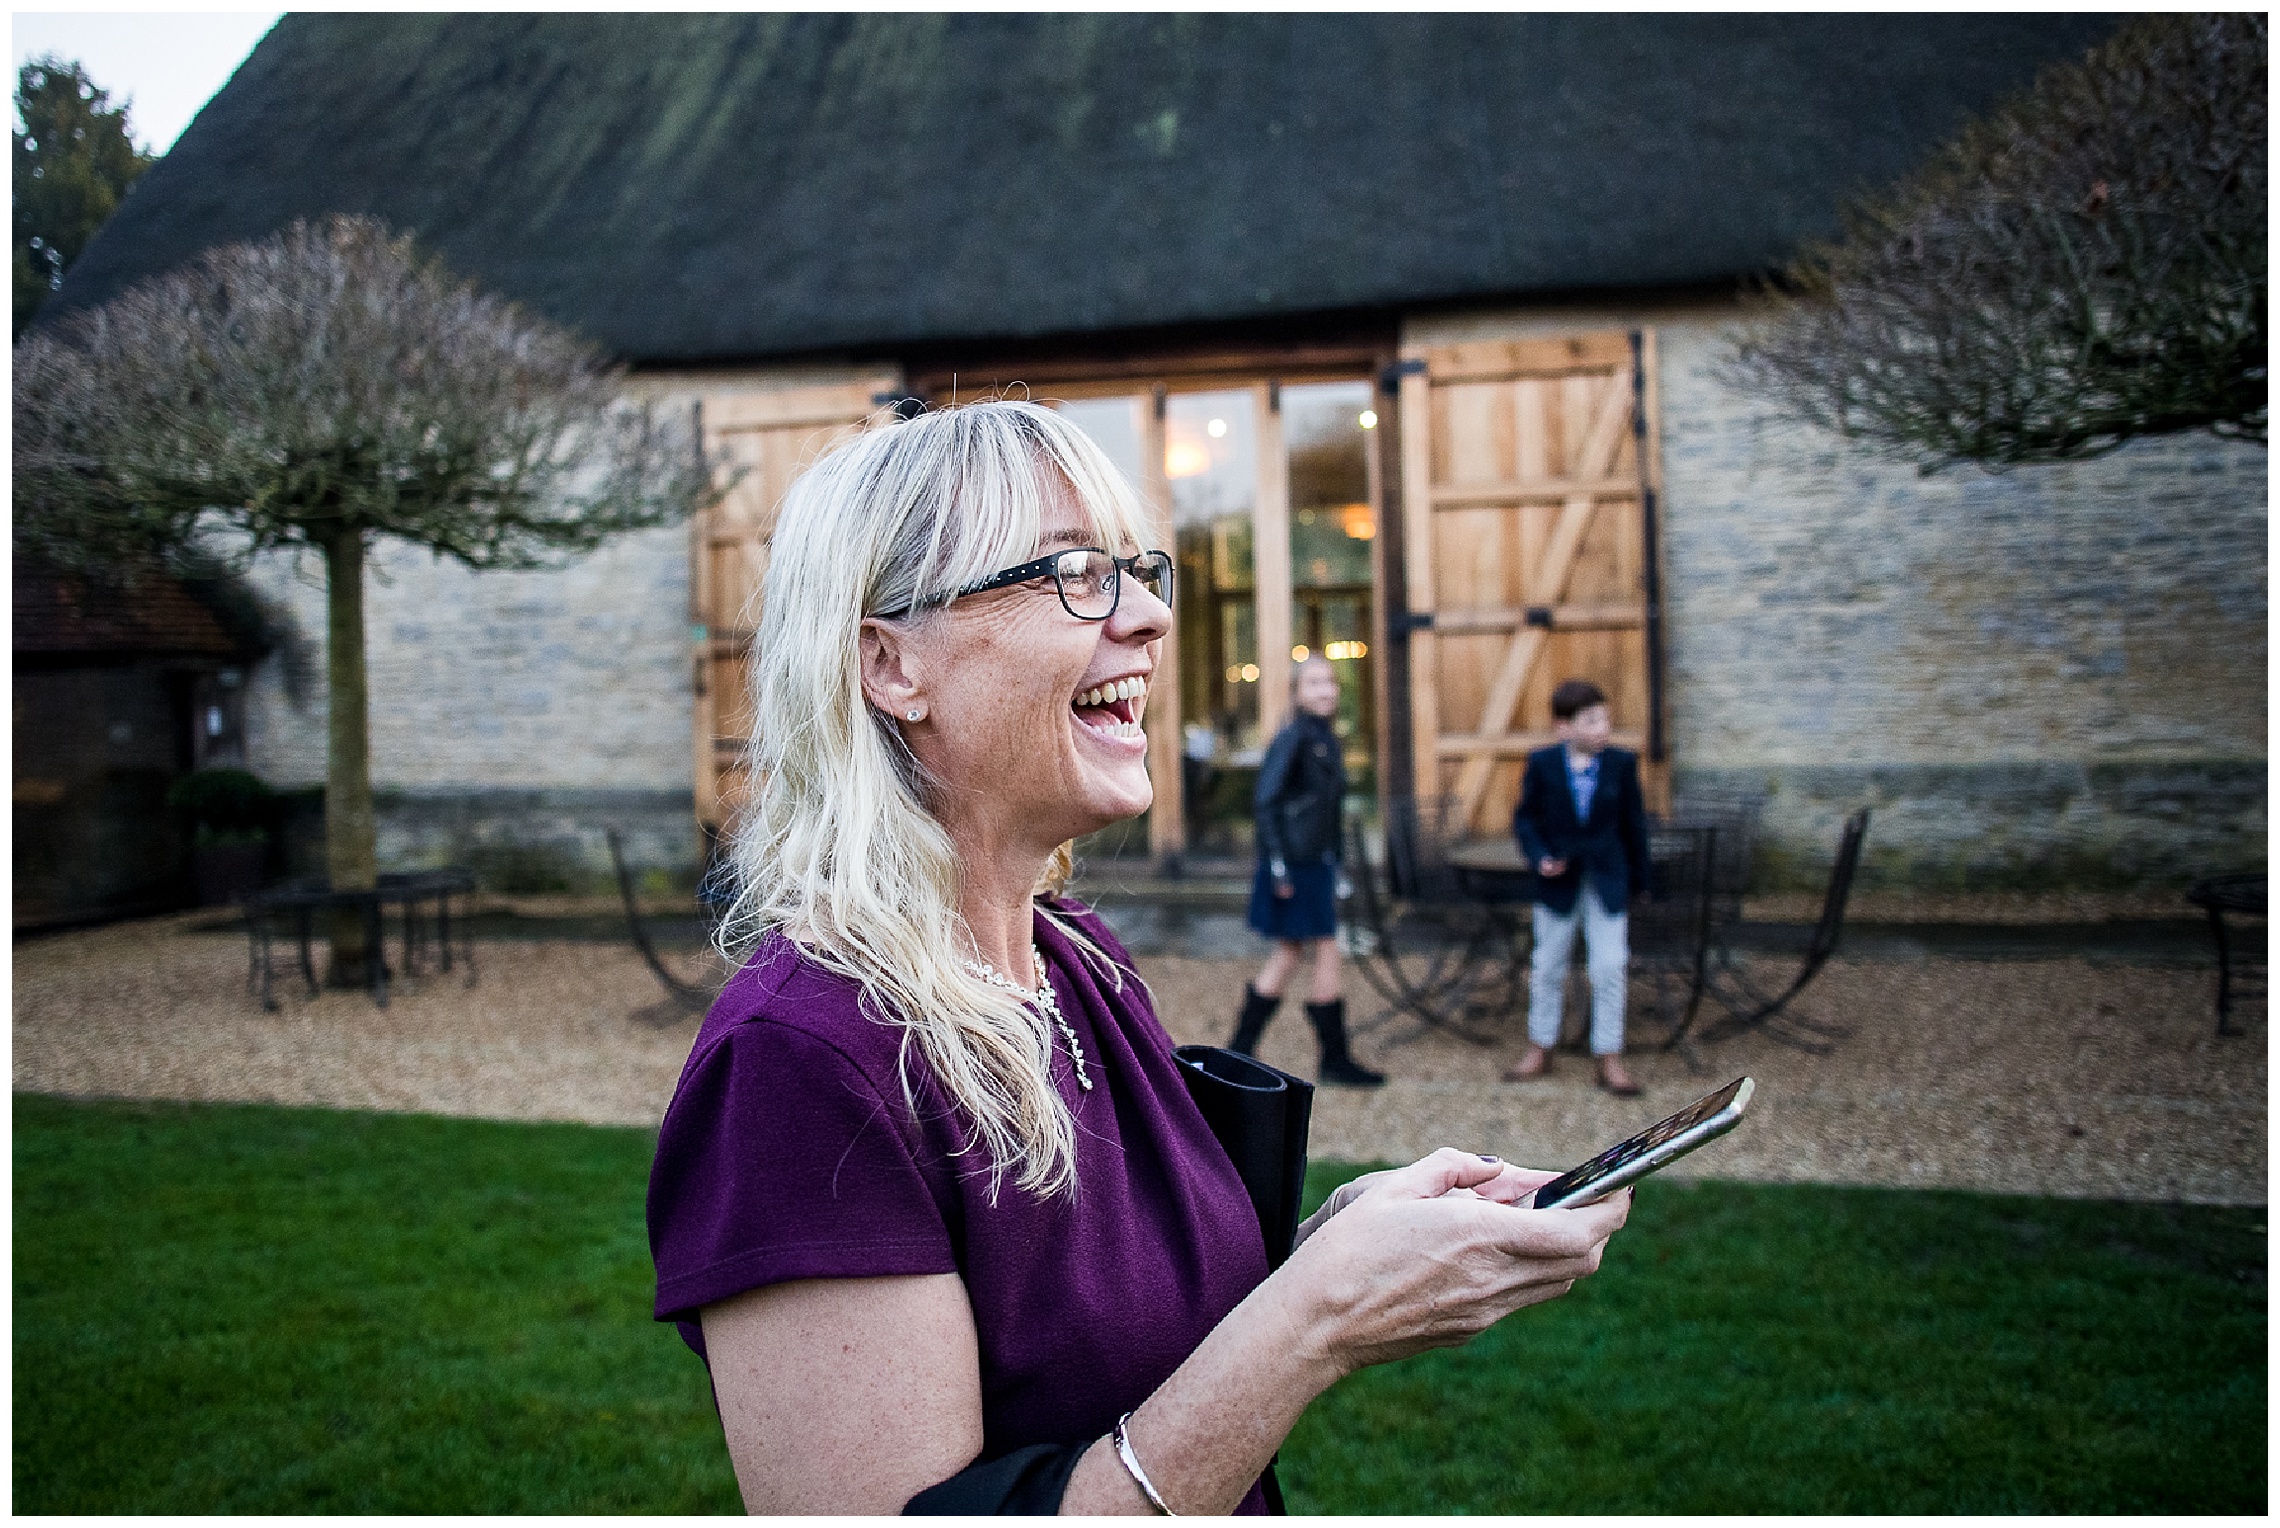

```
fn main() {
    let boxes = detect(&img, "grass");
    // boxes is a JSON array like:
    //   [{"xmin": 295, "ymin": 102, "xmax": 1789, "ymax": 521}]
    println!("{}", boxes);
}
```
[
  {"xmin": 13, "ymin": 1094, "xmax": 740, "ymax": 1513},
  {"xmin": 1283, "ymin": 1163, "xmax": 2267, "ymax": 1514},
  {"xmin": 13, "ymin": 1096, "xmax": 2266, "ymax": 1514}
]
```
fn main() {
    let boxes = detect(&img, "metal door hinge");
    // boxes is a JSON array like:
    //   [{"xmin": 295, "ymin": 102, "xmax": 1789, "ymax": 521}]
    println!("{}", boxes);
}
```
[{"xmin": 1378, "ymin": 358, "xmax": 1427, "ymax": 394}]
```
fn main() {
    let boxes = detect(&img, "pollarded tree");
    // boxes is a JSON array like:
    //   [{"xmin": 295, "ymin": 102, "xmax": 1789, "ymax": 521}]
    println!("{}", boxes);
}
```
[
  {"xmin": 1733, "ymin": 12, "xmax": 2266, "ymax": 470},
  {"xmin": 15, "ymin": 215, "xmax": 722, "ymax": 980}
]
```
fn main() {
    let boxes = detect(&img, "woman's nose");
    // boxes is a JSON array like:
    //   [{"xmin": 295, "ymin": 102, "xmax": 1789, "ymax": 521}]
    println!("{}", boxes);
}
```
[{"xmin": 1108, "ymin": 574, "xmax": 1173, "ymax": 644}]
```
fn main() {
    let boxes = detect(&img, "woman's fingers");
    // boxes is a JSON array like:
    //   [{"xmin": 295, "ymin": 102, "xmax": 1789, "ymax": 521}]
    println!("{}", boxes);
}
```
[
  {"xmin": 1376, "ymin": 1146, "xmax": 1510, "ymax": 1201},
  {"xmin": 1467, "ymin": 1164, "xmax": 1561, "ymax": 1206},
  {"xmin": 1479, "ymin": 1188, "xmax": 1631, "ymax": 1263}
]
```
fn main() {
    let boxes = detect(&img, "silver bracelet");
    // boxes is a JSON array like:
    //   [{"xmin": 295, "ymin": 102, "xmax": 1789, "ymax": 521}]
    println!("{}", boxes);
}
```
[{"xmin": 1112, "ymin": 1411, "xmax": 1177, "ymax": 1515}]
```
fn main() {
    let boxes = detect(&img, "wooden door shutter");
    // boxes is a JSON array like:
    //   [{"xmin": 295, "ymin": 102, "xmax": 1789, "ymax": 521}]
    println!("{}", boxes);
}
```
[
  {"xmin": 1396, "ymin": 330, "xmax": 1664, "ymax": 837},
  {"xmin": 691, "ymin": 374, "xmax": 902, "ymax": 837}
]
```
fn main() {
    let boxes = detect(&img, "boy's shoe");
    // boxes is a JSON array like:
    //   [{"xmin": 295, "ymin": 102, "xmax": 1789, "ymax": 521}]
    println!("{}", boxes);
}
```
[
  {"xmin": 1501, "ymin": 1045, "xmax": 1551, "ymax": 1082},
  {"xmin": 1595, "ymin": 1055, "xmax": 1641, "ymax": 1097}
]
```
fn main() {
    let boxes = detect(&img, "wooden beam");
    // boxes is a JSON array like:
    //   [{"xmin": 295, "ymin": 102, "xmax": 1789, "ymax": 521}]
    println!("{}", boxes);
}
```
[
  {"xmin": 1425, "ymin": 333, "xmax": 1634, "ymax": 384},
  {"xmin": 1429, "ymin": 477, "xmax": 1639, "ymax": 507},
  {"xmin": 1138, "ymin": 393, "xmax": 1185, "ymax": 863},
  {"xmin": 1438, "ymin": 729, "xmax": 1646, "ymax": 757},
  {"xmin": 1253, "ymin": 381, "xmax": 1293, "ymax": 744},
  {"xmin": 1430, "ymin": 602, "xmax": 1646, "ymax": 635},
  {"xmin": 705, "ymin": 376, "xmax": 900, "ymax": 432},
  {"xmin": 1398, "ymin": 348, "xmax": 1439, "ymax": 811}
]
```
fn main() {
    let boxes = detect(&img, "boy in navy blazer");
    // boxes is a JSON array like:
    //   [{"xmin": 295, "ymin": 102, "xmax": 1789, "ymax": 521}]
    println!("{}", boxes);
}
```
[{"xmin": 1504, "ymin": 679, "xmax": 1651, "ymax": 1095}]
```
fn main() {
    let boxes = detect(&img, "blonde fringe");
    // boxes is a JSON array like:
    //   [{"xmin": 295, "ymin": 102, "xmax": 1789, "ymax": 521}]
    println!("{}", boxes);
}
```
[{"xmin": 712, "ymin": 400, "xmax": 1158, "ymax": 1201}]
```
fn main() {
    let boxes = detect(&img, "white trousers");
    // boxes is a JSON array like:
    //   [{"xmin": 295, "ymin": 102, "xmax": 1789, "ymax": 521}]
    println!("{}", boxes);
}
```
[{"xmin": 1528, "ymin": 888, "xmax": 1628, "ymax": 1056}]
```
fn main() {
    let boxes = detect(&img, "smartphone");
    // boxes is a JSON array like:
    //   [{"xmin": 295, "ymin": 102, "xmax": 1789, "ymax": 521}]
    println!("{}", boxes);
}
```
[{"xmin": 1524, "ymin": 1076, "xmax": 1755, "ymax": 1210}]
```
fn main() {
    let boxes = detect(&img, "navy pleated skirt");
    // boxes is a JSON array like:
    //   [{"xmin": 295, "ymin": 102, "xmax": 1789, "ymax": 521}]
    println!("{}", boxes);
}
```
[{"xmin": 1246, "ymin": 860, "xmax": 1339, "ymax": 941}]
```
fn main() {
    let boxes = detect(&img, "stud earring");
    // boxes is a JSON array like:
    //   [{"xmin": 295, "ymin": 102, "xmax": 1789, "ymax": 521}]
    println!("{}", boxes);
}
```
[{"xmin": 905, "ymin": 708, "xmax": 923, "ymax": 722}]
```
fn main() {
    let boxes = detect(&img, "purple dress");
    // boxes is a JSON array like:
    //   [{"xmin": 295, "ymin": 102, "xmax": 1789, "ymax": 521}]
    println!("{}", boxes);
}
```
[{"xmin": 648, "ymin": 899, "xmax": 1273, "ymax": 1513}]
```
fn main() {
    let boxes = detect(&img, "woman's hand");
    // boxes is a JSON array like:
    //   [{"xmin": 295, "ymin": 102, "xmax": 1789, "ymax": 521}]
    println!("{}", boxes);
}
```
[
  {"xmin": 1064, "ymin": 1150, "xmax": 1627, "ymax": 1514},
  {"xmin": 1277, "ymin": 1147, "xmax": 1629, "ymax": 1376}
]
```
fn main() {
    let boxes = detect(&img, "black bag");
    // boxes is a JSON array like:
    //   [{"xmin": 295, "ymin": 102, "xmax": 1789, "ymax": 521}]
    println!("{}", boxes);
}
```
[
  {"xmin": 1172, "ymin": 1044, "xmax": 1315, "ymax": 1270},
  {"xmin": 904, "ymin": 1044, "xmax": 1312, "ymax": 1515}
]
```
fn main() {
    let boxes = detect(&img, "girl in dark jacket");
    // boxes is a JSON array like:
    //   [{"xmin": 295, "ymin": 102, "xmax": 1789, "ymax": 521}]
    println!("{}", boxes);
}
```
[{"xmin": 1226, "ymin": 656, "xmax": 1384, "ymax": 1086}]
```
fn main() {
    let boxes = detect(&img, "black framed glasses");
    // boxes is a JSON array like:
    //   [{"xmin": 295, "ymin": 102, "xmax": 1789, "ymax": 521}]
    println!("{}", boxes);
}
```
[{"xmin": 887, "ymin": 546, "xmax": 1174, "ymax": 622}]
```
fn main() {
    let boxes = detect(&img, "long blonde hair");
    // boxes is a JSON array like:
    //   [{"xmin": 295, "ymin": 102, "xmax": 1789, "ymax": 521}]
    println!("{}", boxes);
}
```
[{"xmin": 713, "ymin": 399, "xmax": 1160, "ymax": 1199}]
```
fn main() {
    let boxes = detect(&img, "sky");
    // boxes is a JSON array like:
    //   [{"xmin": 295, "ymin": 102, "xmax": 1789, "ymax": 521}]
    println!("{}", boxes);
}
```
[{"xmin": 12, "ymin": 11, "xmax": 282, "ymax": 155}]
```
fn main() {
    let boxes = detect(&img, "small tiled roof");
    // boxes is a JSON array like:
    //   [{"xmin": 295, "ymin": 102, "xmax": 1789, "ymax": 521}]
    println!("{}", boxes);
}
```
[
  {"xmin": 48, "ymin": 14, "xmax": 2120, "ymax": 362},
  {"xmin": 13, "ymin": 562, "xmax": 249, "ymax": 658}
]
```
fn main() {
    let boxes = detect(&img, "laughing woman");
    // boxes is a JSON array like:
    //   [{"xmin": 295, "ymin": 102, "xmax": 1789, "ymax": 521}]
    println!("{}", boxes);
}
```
[{"xmin": 646, "ymin": 400, "xmax": 1630, "ymax": 1514}]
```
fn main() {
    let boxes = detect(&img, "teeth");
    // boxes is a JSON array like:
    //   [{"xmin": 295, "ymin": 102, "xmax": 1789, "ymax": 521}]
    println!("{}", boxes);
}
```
[{"xmin": 1075, "ymin": 678, "xmax": 1148, "ymax": 710}]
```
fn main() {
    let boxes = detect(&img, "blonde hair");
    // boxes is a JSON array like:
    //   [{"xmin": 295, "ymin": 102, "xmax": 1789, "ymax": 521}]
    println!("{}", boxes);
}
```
[{"xmin": 713, "ymin": 399, "xmax": 1160, "ymax": 1200}]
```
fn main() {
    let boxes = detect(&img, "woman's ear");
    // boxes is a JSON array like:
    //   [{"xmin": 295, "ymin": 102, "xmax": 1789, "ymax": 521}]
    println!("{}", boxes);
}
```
[{"xmin": 858, "ymin": 618, "xmax": 925, "ymax": 723}]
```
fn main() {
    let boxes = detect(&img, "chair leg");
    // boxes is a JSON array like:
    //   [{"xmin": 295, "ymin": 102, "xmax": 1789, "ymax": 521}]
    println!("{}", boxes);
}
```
[{"xmin": 2210, "ymin": 906, "xmax": 2236, "ymax": 1037}]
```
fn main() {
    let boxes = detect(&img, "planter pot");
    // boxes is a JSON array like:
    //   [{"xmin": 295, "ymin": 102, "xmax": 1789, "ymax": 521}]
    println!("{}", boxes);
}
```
[{"xmin": 194, "ymin": 842, "xmax": 268, "ymax": 906}]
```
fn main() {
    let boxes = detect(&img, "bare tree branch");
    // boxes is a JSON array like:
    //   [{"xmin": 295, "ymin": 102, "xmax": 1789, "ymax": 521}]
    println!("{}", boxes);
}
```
[
  {"xmin": 13, "ymin": 215, "xmax": 727, "ymax": 978},
  {"xmin": 1732, "ymin": 13, "xmax": 2266, "ymax": 470}
]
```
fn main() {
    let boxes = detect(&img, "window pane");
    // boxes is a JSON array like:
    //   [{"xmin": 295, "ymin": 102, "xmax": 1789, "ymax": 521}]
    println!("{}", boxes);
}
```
[
  {"xmin": 1282, "ymin": 380, "xmax": 1377, "ymax": 791},
  {"xmin": 1053, "ymin": 396, "xmax": 1145, "ymax": 489},
  {"xmin": 1165, "ymin": 390, "xmax": 1261, "ymax": 775}
]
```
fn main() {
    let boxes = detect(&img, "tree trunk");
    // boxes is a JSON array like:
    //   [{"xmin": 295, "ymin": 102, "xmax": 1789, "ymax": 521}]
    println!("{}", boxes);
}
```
[{"xmin": 322, "ymin": 523, "xmax": 379, "ymax": 987}]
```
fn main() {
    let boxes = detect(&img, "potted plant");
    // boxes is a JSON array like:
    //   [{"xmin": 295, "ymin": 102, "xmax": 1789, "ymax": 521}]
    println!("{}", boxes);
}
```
[{"xmin": 167, "ymin": 767, "xmax": 276, "ymax": 905}]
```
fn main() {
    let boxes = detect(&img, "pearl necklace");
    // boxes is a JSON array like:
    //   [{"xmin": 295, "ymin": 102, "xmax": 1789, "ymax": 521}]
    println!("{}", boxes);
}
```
[{"xmin": 963, "ymin": 944, "xmax": 1094, "ymax": 1093}]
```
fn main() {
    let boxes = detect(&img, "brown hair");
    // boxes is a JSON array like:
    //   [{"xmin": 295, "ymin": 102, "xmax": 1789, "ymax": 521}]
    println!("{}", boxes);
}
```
[{"xmin": 1550, "ymin": 678, "xmax": 1607, "ymax": 721}]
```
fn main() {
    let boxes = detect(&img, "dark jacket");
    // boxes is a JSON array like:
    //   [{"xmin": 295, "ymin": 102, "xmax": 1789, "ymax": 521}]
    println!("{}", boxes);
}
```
[
  {"xmin": 1254, "ymin": 712, "xmax": 1345, "ymax": 876},
  {"xmin": 1512, "ymin": 744, "xmax": 1651, "ymax": 915}
]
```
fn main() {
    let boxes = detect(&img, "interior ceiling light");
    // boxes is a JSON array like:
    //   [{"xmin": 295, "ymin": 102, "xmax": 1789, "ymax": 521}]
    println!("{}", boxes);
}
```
[{"xmin": 1164, "ymin": 442, "xmax": 1210, "ymax": 478}]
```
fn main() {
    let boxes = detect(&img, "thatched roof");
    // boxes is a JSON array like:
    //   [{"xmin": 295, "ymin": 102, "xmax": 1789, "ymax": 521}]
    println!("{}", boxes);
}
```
[{"xmin": 51, "ymin": 13, "xmax": 2118, "ymax": 364}]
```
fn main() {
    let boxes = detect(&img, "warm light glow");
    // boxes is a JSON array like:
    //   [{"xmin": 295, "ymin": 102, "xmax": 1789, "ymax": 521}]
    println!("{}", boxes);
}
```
[
  {"xmin": 1324, "ymin": 640, "xmax": 1369, "ymax": 661},
  {"xmin": 1206, "ymin": 417, "xmax": 1229, "ymax": 439},
  {"xmin": 1291, "ymin": 644, "xmax": 1310, "ymax": 662},
  {"xmin": 1241, "ymin": 663, "xmax": 1260, "ymax": 683},
  {"xmin": 1338, "ymin": 502, "xmax": 1376, "ymax": 541},
  {"xmin": 1358, "ymin": 410, "xmax": 1378, "ymax": 430},
  {"xmin": 1165, "ymin": 441, "xmax": 1210, "ymax": 478}
]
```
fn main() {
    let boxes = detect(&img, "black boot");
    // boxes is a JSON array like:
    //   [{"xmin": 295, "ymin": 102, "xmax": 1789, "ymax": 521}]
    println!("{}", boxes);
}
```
[
  {"xmin": 1229, "ymin": 984, "xmax": 1281, "ymax": 1057},
  {"xmin": 1305, "ymin": 999, "xmax": 1385, "ymax": 1088}
]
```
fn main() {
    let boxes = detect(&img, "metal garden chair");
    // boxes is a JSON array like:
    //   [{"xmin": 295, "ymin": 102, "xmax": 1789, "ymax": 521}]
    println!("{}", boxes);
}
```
[
  {"xmin": 608, "ymin": 826, "xmax": 732, "ymax": 1017},
  {"xmin": 1343, "ymin": 797, "xmax": 1524, "ymax": 1045},
  {"xmin": 1679, "ymin": 807, "xmax": 1870, "ymax": 1052}
]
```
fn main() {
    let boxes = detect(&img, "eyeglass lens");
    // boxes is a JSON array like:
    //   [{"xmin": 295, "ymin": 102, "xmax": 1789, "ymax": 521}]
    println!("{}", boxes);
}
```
[{"xmin": 1054, "ymin": 550, "xmax": 1172, "ymax": 619}]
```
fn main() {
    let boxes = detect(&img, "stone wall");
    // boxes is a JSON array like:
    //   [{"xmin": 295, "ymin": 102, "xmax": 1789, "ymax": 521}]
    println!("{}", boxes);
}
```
[
  {"xmin": 1410, "ymin": 301, "xmax": 2268, "ymax": 890},
  {"xmin": 239, "ymin": 524, "xmax": 702, "ymax": 889},
  {"xmin": 236, "ymin": 324, "xmax": 2266, "ymax": 894}
]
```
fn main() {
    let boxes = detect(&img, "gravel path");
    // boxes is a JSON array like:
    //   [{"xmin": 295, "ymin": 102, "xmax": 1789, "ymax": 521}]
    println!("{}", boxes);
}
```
[{"xmin": 13, "ymin": 915, "xmax": 2265, "ymax": 1205}]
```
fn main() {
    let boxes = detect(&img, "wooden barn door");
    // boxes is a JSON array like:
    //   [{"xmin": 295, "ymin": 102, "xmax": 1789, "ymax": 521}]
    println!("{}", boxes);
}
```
[
  {"xmin": 1396, "ymin": 330, "xmax": 1664, "ymax": 838},
  {"xmin": 690, "ymin": 375, "xmax": 901, "ymax": 840}
]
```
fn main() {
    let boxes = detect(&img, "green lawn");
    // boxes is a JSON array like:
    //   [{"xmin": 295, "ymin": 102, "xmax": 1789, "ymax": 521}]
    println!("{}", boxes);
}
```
[{"xmin": 13, "ymin": 1095, "xmax": 2266, "ymax": 1514}]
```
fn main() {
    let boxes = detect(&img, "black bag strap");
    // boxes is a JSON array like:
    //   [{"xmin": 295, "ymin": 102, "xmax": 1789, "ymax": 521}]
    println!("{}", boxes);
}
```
[
  {"xmin": 905, "ymin": 1444, "xmax": 1285, "ymax": 1516},
  {"xmin": 904, "ymin": 1442, "xmax": 1085, "ymax": 1515}
]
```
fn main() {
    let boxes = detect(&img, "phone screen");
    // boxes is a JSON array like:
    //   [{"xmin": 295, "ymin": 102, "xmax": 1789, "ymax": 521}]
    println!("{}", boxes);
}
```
[{"xmin": 1528, "ymin": 1076, "xmax": 1750, "ymax": 1209}]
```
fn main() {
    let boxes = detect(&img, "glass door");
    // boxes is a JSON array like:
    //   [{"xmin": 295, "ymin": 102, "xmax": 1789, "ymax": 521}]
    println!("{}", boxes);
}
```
[{"xmin": 1051, "ymin": 374, "xmax": 1380, "ymax": 862}]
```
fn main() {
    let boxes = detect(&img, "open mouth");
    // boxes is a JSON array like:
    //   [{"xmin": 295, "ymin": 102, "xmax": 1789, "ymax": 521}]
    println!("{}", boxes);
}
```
[{"xmin": 1071, "ymin": 676, "xmax": 1148, "ymax": 742}]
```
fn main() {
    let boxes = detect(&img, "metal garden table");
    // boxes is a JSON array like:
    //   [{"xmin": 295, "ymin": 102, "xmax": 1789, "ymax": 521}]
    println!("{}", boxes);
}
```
[{"xmin": 243, "ymin": 868, "xmax": 478, "ymax": 1011}]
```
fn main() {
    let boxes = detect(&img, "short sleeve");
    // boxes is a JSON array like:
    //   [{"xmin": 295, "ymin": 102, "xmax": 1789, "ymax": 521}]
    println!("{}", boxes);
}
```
[{"xmin": 648, "ymin": 1019, "xmax": 957, "ymax": 1327}]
